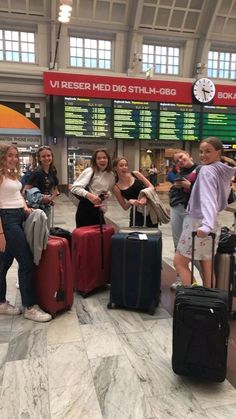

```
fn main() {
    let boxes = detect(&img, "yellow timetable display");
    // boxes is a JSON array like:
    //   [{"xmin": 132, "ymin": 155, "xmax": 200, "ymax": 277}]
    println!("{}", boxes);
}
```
[
  {"xmin": 159, "ymin": 103, "xmax": 201, "ymax": 141},
  {"xmin": 113, "ymin": 100, "xmax": 157, "ymax": 140},
  {"xmin": 64, "ymin": 97, "xmax": 112, "ymax": 138}
]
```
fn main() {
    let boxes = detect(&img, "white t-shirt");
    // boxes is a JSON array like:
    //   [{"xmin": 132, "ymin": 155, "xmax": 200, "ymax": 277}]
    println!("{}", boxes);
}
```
[{"xmin": 0, "ymin": 177, "xmax": 24, "ymax": 209}]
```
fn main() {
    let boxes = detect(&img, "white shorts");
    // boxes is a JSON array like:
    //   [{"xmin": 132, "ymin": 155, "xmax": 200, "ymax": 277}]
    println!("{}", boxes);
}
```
[{"xmin": 177, "ymin": 215, "xmax": 221, "ymax": 260}]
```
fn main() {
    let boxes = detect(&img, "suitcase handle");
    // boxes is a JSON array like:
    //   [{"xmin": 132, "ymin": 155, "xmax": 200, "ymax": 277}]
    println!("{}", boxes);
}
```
[
  {"xmin": 191, "ymin": 231, "xmax": 216, "ymax": 287},
  {"xmin": 126, "ymin": 232, "xmax": 144, "ymax": 240},
  {"xmin": 132, "ymin": 204, "xmax": 147, "ymax": 228}
]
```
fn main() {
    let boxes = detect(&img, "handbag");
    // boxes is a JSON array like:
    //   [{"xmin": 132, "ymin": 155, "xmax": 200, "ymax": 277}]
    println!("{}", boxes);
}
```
[{"xmin": 217, "ymin": 226, "xmax": 236, "ymax": 254}]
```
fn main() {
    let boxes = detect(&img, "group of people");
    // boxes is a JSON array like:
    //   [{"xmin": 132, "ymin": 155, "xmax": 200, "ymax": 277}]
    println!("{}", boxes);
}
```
[{"xmin": 1, "ymin": 137, "xmax": 236, "ymax": 323}]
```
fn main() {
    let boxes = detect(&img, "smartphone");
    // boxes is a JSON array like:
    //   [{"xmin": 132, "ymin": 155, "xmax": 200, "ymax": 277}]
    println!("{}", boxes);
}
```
[{"xmin": 175, "ymin": 176, "xmax": 185, "ymax": 182}]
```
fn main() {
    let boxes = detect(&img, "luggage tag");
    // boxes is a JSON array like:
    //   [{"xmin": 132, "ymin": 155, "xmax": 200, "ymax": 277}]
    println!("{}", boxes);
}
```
[
  {"xmin": 55, "ymin": 289, "xmax": 65, "ymax": 301},
  {"xmin": 138, "ymin": 233, "xmax": 148, "ymax": 240}
]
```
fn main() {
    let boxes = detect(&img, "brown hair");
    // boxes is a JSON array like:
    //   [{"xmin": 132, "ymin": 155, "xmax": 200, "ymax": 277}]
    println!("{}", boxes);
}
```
[
  {"xmin": 91, "ymin": 148, "xmax": 112, "ymax": 172},
  {"xmin": 0, "ymin": 143, "xmax": 20, "ymax": 178},
  {"xmin": 201, "ymin": 137, "xmax": 236, "ymax": 167}
]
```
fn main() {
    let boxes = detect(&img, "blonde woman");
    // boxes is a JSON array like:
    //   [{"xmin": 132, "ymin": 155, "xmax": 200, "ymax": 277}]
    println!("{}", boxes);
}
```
[{"xmin": 0, "ymin": 144, "xmax": 51, "ymax": 322}]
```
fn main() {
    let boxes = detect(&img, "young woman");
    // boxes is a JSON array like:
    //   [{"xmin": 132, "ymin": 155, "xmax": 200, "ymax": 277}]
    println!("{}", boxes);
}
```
[
  {"xmin": 169, "ymin": 150, "xmax": 200, "ymax": 290},
  {"xmin": 148, "ymin": 163, "xmax": 158, "ymax": 186},
  {"xmin": 174, "ymin": 137, "xmax": 236, "ymax": 288},
  {"xmin": 25, "ymin": 146, "xmax": 59, "ymax": 220},
  {"xmin": 0, "ymin": 144, "xmax": 51, "ymax": 321},
  {"xmin": 112, "ymin": 157, "xmax": 155, "ymax": 227},
  {"xmin": 70, "ymin": 148, "xmax": 115, "ymax": 227}
]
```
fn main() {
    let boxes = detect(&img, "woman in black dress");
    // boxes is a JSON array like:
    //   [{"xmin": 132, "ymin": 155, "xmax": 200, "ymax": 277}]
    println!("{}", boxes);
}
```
[{"xmin": 112, "ymin": 157, "xmax": 155, "ymax": 227}]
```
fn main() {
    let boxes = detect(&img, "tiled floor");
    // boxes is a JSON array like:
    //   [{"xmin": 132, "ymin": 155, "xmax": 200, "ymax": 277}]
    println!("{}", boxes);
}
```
[{"xmin": 0, "ymin": 191, "xmax": 236, "ymax": 419}]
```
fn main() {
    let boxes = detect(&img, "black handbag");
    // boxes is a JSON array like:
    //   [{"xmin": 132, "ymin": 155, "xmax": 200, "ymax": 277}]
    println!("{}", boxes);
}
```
[{"xmin": 217, "ymin": 226, "xmax": 236, "ymax": 254}]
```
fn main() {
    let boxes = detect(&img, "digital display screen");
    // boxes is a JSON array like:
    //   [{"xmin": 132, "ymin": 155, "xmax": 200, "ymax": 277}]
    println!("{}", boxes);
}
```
[
  {"xmin": 113, "ymin": 100, "xmax": 157, "ymax": 140},
  {"xmin": 159, "ymin": 103, "xmax": 201, "ymax": 141},
  {"xmin": 64, "ymin": 97, "xmax": 112, "ymax": 138},
  {"xmin": 202, "ymin": 106, "xmax": 236, "ymax": 142}
]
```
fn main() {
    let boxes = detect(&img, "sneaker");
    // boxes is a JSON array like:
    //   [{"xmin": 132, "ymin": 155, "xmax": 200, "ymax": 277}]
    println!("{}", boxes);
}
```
[
  {"xmin": 24, "ymin": 305, "xmax": 52, "ymax": 322},
  {"xmin": 0, "ymin": 301, "xmax": 22, "ymax": 315},
  {"xmin": 170, "ymin": 279, "xmax": 182, "ymax": 291}
]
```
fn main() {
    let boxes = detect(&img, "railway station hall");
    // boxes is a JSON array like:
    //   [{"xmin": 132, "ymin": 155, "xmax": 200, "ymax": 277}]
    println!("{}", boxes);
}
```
[{"xmin": 1, "ymin": 1, "xmax": 236, "ymax": 418}]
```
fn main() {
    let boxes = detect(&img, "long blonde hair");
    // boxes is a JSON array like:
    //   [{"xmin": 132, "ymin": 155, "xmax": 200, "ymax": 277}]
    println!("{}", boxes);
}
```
[{"xmin": 0, "ymin": 144, "xmax": 20, "ymax": 178}]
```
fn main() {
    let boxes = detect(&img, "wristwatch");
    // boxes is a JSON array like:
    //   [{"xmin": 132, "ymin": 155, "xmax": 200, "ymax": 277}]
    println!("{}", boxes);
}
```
[{"xmin": 192, "ymin": 78, "xmax": 216, "ymax": 103}]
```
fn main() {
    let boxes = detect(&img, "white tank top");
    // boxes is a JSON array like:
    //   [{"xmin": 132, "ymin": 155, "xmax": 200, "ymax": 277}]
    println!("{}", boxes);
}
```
[{"xmin": 0, "ymin": 176, "xmax": 24, "ymax": 209}]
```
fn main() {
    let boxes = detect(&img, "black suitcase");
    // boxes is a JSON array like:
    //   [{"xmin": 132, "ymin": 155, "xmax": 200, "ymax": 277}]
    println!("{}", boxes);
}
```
[
  {"xmin": 172, "ymin": 232, "xmax": 230, "ymax": 382},
  {"xmin": 108, "ymin": 229, "xmax": 162, "ymax": 314}
]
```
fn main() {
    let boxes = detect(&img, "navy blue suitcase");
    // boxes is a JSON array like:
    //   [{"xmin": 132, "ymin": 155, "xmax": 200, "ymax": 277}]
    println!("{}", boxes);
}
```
[{"xmin": 108, "ymin": 231, "xmax": 162, "ymax": 315}]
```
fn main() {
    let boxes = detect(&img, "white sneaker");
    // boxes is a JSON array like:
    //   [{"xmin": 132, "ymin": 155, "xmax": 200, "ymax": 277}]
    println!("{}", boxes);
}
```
[
  {"xmin": 170, "ymin": 279, "xmax": 182, "ymax": 291},
  {"xmin": 24, "ymin": 305, "xmax": 52, "ymax": 322},
  {"xmin": 0, "ymin": 301, "xmax": 22, "ymax": 315}
]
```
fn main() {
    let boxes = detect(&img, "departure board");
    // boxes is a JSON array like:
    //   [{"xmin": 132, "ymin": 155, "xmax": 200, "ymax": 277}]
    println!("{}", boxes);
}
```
[
  {"xmin": 64, "ymin": 97, "xmax": 112, "ymax": 138},
  {"xmin": 159, "ymin": 103, "xmax": 201, "ymax": 141},
  {"xmin": 113, "ymin": 100, "xmax": 157, "ymax": 140},
  {"xmin": 202, "ymin": 106, "xmax": 236, "ymax": 142}
]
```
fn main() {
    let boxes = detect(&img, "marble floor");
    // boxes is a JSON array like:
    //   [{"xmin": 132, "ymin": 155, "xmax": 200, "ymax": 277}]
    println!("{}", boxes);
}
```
[{"xmin": 0, "ymin": 191, "xmax": 236, "ymax": 419}]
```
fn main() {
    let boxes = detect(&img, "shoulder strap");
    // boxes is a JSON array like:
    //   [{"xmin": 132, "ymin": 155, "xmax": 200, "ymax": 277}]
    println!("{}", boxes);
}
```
[{"xmin": 86, "ymin": 170, "xmax": 95, "ymax": 190}]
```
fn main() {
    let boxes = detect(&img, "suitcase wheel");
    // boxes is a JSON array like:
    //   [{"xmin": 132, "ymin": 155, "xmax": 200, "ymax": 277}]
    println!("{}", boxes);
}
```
[
  {"xmin": 107, "ymin": 302, "xmax": 114, "ymax": 309},
  {"xmin": 148, "ymin": 302, "xmax": 156, "ymax": 315}
]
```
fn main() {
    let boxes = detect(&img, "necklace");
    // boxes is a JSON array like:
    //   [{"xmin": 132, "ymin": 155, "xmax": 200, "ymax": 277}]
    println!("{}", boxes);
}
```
[{"xmin": 7, "ymin": 168, "xmax": 17, "ymax": 175}]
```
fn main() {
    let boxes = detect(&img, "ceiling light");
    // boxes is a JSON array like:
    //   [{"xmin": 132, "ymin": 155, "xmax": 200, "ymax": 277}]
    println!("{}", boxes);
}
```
[
  {"xmin": 58, "ymin": 15, "xmax": 70, "ymax": 23},
  {"xmin": 59, "ymin": 10, "xmax": 71, "ymax": 18},
  {"xmin": 60, "ymin": 4, "xmax": 72, "ymax": 12},
  {"xmin": 58, "ymin": 1, "xmax": 73, "ymax": 23}
]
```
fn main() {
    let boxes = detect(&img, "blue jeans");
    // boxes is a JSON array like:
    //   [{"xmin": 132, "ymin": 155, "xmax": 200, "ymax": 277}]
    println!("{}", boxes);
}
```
[
  {"xmin": 0, "ymin": 208, "xmax": 36, "ymax": 307},
  {"xmin": 170, "ymin": 204, "xmax": 187, "ymax": 250}
]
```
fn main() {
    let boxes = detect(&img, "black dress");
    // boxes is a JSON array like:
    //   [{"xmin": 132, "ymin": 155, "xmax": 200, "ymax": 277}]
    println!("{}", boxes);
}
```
[{"xmin": 119, "ymin": 174, "xmax": 155, "ymax": 227}]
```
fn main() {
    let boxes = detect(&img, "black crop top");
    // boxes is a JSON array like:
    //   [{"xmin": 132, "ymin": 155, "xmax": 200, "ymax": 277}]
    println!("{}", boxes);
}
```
[{"xmin": 119, "ymin": 174, "xmax": 144, "ymax": 201}]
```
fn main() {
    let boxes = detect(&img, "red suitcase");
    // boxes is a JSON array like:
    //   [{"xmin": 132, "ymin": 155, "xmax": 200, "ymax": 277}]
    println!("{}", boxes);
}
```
[
  {"xmin": 72, "ymin": 224, "xmax": 114, "ymax": 295},
  {"xmin": 34, "ymin": 236, "xmax": 73, "ymax": 316}
]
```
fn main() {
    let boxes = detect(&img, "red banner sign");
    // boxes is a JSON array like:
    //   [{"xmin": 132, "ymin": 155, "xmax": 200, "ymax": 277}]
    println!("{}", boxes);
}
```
[{"xmin": 43, "ymin": 71, "xmax": 236, "ymax": 106}]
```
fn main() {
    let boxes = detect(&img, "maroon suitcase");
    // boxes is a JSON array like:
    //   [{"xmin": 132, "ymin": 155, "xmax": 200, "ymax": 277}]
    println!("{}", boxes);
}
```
[
  {"xmin": 33, "ymin": 236, "xmax": 73, "ymax": 316},
  {"xmin": 72, "ymin": 224, "xmax": 114, "ymax": 295}
]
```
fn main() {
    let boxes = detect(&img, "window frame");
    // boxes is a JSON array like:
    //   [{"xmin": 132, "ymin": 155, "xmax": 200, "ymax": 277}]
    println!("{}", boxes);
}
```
[
  {"xmin": 69, "ymin": 34, "xmax": 113, "ymax": 70},
  {"xmin": 208, "ymin": 49, "xmax": 236, "ymax": 80},
  {"xmin": 0, "ymin": 28, "xmax": 36, "ymax": 64},
  {"xmin": 142, "ymin": 42, "xmax": 181, "ymax": 76}
]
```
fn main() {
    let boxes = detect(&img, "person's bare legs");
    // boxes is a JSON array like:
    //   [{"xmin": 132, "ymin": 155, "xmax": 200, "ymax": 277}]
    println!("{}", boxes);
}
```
[
  {"xmin": 200, "ymin": 260, "xmax": 215, "ymax": 288},
  {"xmin": 174, "ymin": 253, "xmax": 215, "ymax": 288},
  {"xmin": 174, "ymin": 251, "xmax": 191, "ymax": 285}
]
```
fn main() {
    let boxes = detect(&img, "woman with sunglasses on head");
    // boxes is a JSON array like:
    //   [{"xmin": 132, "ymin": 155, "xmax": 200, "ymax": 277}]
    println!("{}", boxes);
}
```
[
  {"xmin": 0, "ymin": 144, "xmax": 51, "ymax": 321},
  {"xmin": 24, "ymin": 146, "xmax": 59, "ymax": 221},
  {"xmin": 70, "ymin": 148, "xmax": 115, "ymax": 227}
]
